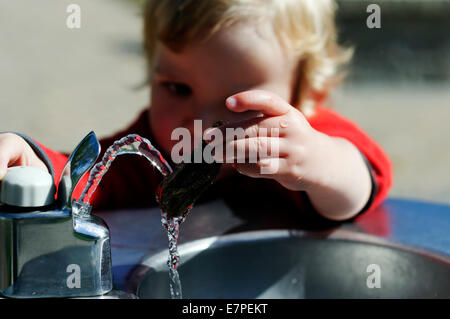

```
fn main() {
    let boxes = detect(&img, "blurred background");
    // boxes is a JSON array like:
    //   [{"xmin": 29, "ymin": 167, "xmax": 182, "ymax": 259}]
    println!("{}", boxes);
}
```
[{"xmin": 0, "ymin": 0, "xmax": 449, "ymax": 204}]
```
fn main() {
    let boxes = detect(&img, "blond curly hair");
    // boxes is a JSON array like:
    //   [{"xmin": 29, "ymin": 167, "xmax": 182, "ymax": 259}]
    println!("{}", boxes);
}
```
[{"xmin": 143, "ymin": 0, "xmax": 352, "ymax": 112}]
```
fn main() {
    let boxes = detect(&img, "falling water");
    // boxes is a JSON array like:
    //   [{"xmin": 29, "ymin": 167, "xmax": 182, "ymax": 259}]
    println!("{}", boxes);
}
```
[
  {"xmin": 160, "ymin": 211, "xmax": 187, "ymax": 299},
  {"xmin": 75, "ymin": 134, "xmax": 187, "ymax": 299}
]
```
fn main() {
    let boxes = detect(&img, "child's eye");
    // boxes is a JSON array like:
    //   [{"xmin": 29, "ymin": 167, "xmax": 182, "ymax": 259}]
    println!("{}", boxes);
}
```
[{"xmin": 161, "ymin": 82, "xmax": 192, "ymax": 97}]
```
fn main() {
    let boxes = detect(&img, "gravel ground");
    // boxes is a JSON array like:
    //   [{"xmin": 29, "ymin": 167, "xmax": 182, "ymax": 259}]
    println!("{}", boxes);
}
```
[{"xmin": 1, "ymin": 0, "xmax": 449, "ymax": 205}]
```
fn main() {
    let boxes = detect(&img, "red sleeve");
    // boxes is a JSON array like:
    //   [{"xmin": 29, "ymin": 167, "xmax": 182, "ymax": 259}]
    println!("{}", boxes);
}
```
[{"xmin": 306, "ymin": 106, "xmax": 393, "ymax": 213}]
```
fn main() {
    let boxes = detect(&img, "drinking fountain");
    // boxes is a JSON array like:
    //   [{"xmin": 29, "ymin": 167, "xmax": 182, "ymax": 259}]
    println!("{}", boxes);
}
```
[
  {"xmin": 0, "ymin": 132, "xmax": 113, "ymax": 298},
  {"xmin": 133, "ymin": 229, "xmax": 450, "ymax": 299}
]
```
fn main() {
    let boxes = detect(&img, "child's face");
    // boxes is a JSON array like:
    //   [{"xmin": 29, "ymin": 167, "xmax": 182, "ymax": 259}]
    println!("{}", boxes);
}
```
[{"xmin": 149, "ymin": 22, "xmax": 297, "ymax": 155}]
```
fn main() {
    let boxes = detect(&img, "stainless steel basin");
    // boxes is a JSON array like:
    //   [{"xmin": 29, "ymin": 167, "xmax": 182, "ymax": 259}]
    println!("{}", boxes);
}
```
[{"xmin": 132, "ymin": 230, "xmax": 450, "ymax": 299}]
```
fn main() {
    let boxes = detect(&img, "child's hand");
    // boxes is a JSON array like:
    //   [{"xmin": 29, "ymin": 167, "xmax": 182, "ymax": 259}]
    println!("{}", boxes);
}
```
[
  {"xmin": 0, "ymin": 133, "xmax": 48, "ymax": 180},
  {"xmin": 206, "ymin": 90, "xmax": 327, "ymax": 191},
  {"xmin": 206, "ymin": 90, "xmax": 373, "ymax": 220}
]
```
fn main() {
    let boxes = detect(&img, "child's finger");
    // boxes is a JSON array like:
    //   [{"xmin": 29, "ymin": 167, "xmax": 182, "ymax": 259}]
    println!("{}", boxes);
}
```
[
  {"xmin": 214, "ymin": 137, "xmax": 287, "ymax": 163},
  {"xmin": 226, "ymin": 90, "xmax": 292, "ymax": 116},
  {"xmin": 0, "ymin": 161, "xmax": 7, "ymax": 180},
  {"xmin": 0, "ymin": 133, "xmax": 48, "ymax": 180},
  {"xmin": 0, "ymin": 136, "xmax": 17, "ymax": 180},
  {"xmin": 234, "ymin": 158, "xmax": 285, "ymax": 178},
  {"xmin": 204, "ymin": 116, "xmax": 286, "ymax": 143}
]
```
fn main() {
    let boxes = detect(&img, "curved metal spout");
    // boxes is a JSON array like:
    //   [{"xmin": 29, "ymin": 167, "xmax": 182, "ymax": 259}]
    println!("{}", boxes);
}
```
[{"xmin": 56, "ymin": 131, "xmax": 101, "ymax": 210}]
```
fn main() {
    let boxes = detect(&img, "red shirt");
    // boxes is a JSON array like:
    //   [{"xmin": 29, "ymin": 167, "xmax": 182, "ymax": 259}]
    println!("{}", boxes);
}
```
[{"xmin": 37, "ymin": 107, "xmax": 392, "ymax": 217}]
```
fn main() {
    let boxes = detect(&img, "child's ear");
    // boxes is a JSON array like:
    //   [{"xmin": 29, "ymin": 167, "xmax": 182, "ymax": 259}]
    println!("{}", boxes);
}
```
[
  {"xmin": 289, "ymin": 59, "xmax": 306, "ymax": 109},
  {"xmin": 309, "ymin": 90, "xmax": 328, "ymax": 105},
  {"xmin": 290, "ymin": 59, "xmax": 313, "ymax": 110},
  {"xmin": 300, "ymin": 99, "xmax": 315, "ymax": 118}
]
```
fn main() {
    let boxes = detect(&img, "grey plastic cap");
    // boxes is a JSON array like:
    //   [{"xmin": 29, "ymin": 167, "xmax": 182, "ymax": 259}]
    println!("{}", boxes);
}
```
[{"xmin": 0, "ymin": 166, "xmax": 55, "ymax": 207}]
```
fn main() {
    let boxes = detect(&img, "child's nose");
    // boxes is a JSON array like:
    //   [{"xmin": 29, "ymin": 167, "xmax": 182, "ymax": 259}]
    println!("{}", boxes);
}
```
[
  {"xmin": 181, "ymin": 103, "xmax": 217, "ymax": 127},
  {"xmin": 180, "ymin": 107, "xmax": 197, "ymax": 127},
  {"xmin": 180, "ymin": 99, "xmax": 229, "ymax": 132}
]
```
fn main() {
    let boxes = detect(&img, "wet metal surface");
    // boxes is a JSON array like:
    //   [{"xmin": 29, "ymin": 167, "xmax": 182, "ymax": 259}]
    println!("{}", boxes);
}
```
[{"xmin": 136, "ymin": 230, "xmax": 450, "ymax": 298}]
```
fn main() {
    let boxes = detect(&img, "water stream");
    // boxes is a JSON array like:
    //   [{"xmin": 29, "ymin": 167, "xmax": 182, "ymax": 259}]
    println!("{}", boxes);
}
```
[{"xmin": 75, "ymin": 134, "xmax": 187, "ymax": 299}]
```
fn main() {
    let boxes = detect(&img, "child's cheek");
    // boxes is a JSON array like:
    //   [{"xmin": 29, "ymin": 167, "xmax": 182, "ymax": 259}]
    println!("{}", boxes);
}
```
[{"xmin": 149, "ymin": 105, "xmax": 179, "ymax": 155}]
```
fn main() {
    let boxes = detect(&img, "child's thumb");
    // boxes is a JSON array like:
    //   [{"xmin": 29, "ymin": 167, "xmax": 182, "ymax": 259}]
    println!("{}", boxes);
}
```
[
  {"xmin": 0, "ymin": 157, "xmax": 9, "ymax": 180},
  {"xmin": 0, "ymin": 166, "xmax": 6, "ymax": 180}
]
